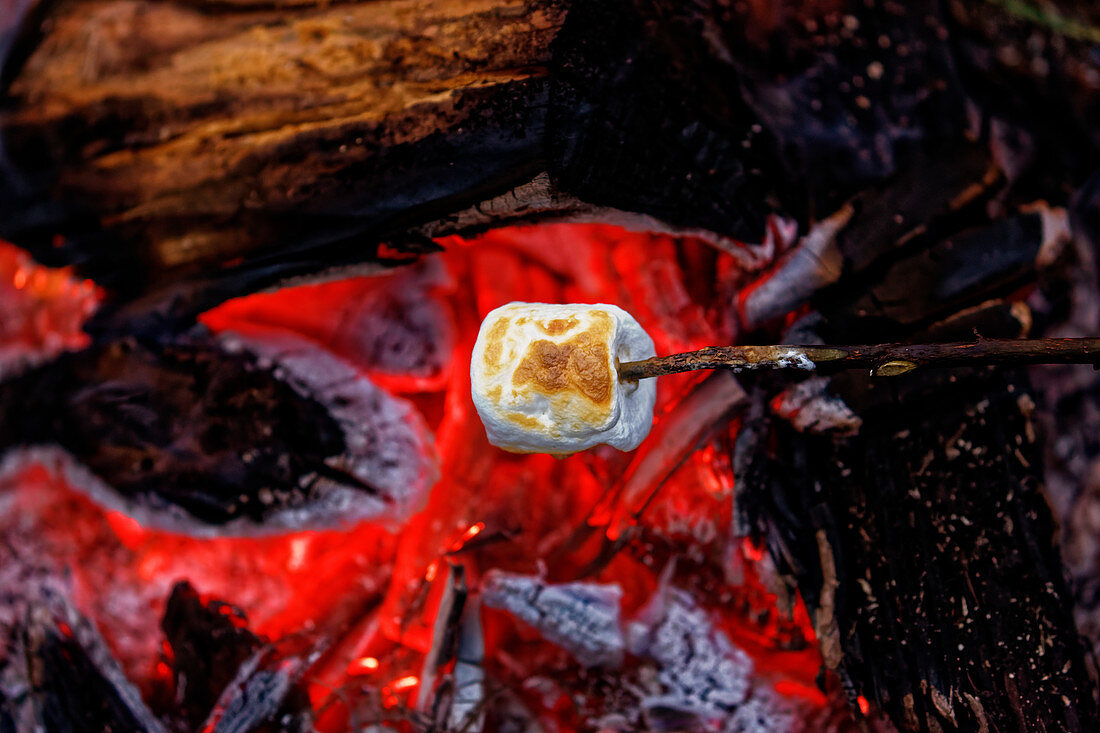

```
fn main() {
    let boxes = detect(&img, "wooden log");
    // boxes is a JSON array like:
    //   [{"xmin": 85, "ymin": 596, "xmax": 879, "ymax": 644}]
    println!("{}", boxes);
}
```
[
  {"xmin": 738, "ymin": 368, "xmax": 1100, "ymax": 731},
  {"xmin": 0, "ymin": 0, "xmax": 569, "ymax": 327},
  {"xmin": 3, "ymin": 0, "xmax": 1100, "ymax": 730},
  {"xmin": 0, "ymin": 0, "xmax": 979, "ymax": 331}
]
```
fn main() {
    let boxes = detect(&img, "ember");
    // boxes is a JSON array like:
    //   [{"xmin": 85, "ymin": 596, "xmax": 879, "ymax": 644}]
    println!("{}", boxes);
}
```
[{"xmin": 0, "ymin": 227, "xmax": 846, "ymax": 730}]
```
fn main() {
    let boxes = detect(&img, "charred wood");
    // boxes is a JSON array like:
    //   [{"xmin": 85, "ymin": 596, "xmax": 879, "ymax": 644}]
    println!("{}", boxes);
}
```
[
  {"xmin": 741, "ymin": 367, "xmax": 1100, "ymax": 732},
  {"xmin": 0, "ymin": 331, "xmax": 438, "ymax": 533}
]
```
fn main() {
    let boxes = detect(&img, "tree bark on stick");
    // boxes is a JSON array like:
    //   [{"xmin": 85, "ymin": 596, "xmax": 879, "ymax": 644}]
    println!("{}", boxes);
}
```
[{"xmin": 618, "ymin": 338, "xmax": 1100, "ymax": 381}]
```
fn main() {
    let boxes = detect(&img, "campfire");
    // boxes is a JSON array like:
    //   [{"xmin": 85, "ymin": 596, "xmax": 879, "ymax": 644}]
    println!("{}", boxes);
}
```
[
  {"xmin": 2, "ymin": 1, "xmax": 1100, "ymax": 731},
  {"xmin": 0, "ymin": 228, "xmax": 846, "ymax": 731}
]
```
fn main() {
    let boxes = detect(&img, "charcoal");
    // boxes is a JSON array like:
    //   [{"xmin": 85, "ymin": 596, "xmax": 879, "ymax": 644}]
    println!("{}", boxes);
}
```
[
  {"xmin": 747, "ymin": 367, "xmax": 1100, "ymax": 730},
  {"xmin": 769, "ymin": 377, "xmax": 861, "ymax": 437},
  {"xmin": 916, "ymin": 300, "xmax": 1032, "ymax": 342},
  {"xmin": 821, "ymin": 213, "xmax": 1048, "ymax": 340},
  {"xmin": 480, "ymin": 571, "xmax": 625, "ymax": 669},
  {"xmin": 0, "ymin": 331, "xmax": 437, "ymax": 533},
  {"xmin": 446, "ymin": 598, "xmax": 486, "ymax": 732},
  {"xmin": 739, "ymin": 146, "xmax": 996, "ymax": 331},
  {"xmin": 0, "ymin": 588, "xmax": 164, "ymax": 733},
  {"xmin": 627, "ymin": 587, "xmax": 753, "ymax": 717},
  {"xmin": 199, "ymin": 648, "xmax": 313, "ymax": 733},
  {"xmin": 218, "ymin": 329, "xmax": 439, "ymax": 527},
  {"xmin": 331, "ymin": 259, "xmax": 455, "ymax": 389},
  {"xmin": 626, "ymin": 585, "xmax": 801, "ymax": 732},
  {"xmin": 156, "ymin": 582, "xmax": 263, "ymax": 731},
  {"xmin": 417, "ymin": 563, "xmax": 467, "ymax": 714}
]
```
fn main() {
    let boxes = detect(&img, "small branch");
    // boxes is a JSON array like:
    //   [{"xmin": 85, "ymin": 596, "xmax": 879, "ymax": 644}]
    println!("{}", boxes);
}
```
[{"xmin": 616, "ymin": 338, "xmax": 1100, "ymax": 381}]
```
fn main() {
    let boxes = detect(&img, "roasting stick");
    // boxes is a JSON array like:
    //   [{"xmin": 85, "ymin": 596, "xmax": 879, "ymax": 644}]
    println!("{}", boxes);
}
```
[
  {"xmin": 617, "ymin": 338, "xmax": 1100, "ymax": 381},
  {"xmin": 471, "ymin": 303, "xmax": 1100, "ymax": 455}
]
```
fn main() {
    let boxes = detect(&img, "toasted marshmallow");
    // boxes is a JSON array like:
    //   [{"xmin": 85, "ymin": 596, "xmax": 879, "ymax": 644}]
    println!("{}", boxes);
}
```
[{"xmin": 471, "ymin": 302, "xmax": 656, "ymax": 454}]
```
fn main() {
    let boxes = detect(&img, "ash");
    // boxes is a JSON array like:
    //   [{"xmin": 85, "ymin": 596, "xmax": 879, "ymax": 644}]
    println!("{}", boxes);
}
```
[
  {"xmin": 627, "ymin": 587, "xmax": 800, "ymax": 732},
  {"xmin": 771, "ymin": 377, "xmax": 862, "ymax": 436},
  {"xmin": 219, "ymin": 329, "xmax": 439, "ymax": 527},
  {"xmin": 480, "ymin": 571, "xmax": 625, "ymax": 669}
]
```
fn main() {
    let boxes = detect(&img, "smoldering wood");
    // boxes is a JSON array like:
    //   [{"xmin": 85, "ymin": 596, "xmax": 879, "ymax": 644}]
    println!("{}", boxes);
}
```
[
  {"xmin": 0, "ymin": 333, "xmax": 437, "ymax": 534},
  {"xmin": 157, "ymin": 581, "xmax": 266, "ymax": 731},
  {"xmin": 0, "ymin": 588, "xmax": 167, "ymax": 732}
]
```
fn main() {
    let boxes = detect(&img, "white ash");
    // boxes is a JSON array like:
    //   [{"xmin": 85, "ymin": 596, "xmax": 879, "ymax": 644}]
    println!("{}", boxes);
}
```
[
  {"xmin": 722, "ymin": 349, "xmax": 816, "ymax": 374},
  {"xmin": 771, "ymin": 377, "xmax": 862, "ymax": 435},
  {"xmin": 219, "ymin": 329, "xmax": 439, "ymax": 528},
  {"xmin": 774, "ymin": 349, "xmax": 815, "ymax": 371},
  {"xmin": 739, "ymin": 204, "xmax": 854, "ymax": 330},
  {"xmin": 201, "ymin": 641, "xmax": 320, "ymax": 733},
  {"xmin": 1026, "ymin": 202, "xmax": 1070, "ymax": 269},
  {"xmin": 333, "ymin": 257, "xmax": 456, "ymax": 386},
  {"xmin": 447, "ymin": 598, "xmax": 486, "ymax": 732},
  {"xmin": 480, "ymin": 571, "xmax": 625, "ymax": 668},
  {"xmin": 626, "ymin": 587, "xmax": 805, "ymax": 732},
  {"xmin": 626, "ymin": 587, "xmax": 752, "ymax": 715}
]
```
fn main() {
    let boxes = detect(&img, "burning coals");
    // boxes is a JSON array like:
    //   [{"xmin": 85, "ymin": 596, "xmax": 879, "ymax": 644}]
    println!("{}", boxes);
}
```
[{"xmin": 0, "ymin": 229, "xmax": 862, "ymax": 732}]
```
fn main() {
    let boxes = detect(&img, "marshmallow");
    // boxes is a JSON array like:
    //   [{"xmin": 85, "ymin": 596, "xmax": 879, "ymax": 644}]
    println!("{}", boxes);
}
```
[{"xmin": 470, "ymin": 302, "xmax": 657, "ymax": 454}]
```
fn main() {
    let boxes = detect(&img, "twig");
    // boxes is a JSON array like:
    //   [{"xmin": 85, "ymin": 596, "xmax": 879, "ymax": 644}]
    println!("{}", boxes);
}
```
[{"xmin": 617, "ymin": 338, "xmax": 1100, "ymax": 381}]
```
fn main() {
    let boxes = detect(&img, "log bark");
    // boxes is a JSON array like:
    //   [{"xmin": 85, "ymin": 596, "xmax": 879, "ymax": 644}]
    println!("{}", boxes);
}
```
[
  {"xmin": 618, "ymin": 338, "xmax": 1100, "ymax": 381},
  {"xmin": 0, "ymin": 0, "xmax": 976, "ymax": 331}
]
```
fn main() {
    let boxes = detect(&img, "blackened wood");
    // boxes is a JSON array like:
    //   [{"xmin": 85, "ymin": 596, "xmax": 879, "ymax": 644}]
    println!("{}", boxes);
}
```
[
  {"xmin": 740, "ymin": 369, "xmax": 1100, "ymax": 732},
  {"xmin": 0, "ymin": 0, "xmax": 983, "ymax": 331},
  {"xmin": 0, "ymin": 336, "xmax": 349, "ymax": 526},
  {"xmin": 157, "ymin": 582, "xmax": 264, "ymax": 731}
]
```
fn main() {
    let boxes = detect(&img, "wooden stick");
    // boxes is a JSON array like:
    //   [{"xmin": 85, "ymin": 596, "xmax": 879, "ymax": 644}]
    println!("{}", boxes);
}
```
[{"xmin": 617, "ymin": 338, "xmax": 1100, "ymax": 381}]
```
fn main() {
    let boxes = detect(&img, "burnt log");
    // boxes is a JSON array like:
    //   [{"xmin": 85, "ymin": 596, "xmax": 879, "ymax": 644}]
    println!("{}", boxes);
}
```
[
  {"xmin": 0, "ymin": 0, "xmax": 979, "ymax": 332},
  {"xmin": 741, "ymin": 367, "xmax": 1100, "ymax": 731},
  {"xmin": 0, "ymin": 331, "xmax": 440, "ymax": 534}
]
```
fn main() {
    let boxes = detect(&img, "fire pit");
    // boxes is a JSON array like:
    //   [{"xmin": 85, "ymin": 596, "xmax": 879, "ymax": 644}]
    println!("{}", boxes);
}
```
[{"xmin": 1, "ymin": 1, "xmax": 1100, "ymax": 732}]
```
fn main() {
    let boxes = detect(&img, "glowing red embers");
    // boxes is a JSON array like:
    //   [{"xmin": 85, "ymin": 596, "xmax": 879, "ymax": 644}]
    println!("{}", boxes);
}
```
[
  {"xmin": 1, "ymin": 223, "xmax": 852, "ymax": 729},
  {"xmin": 0, "ymin": 240, "xmax": 100, "ymax": 375},
  {"xmin": 346, "ymin": 656, "xmax": 380, "ymax": 676}
]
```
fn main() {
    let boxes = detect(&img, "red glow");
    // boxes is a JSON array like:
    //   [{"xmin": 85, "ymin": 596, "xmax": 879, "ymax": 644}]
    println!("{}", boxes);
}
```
[
  {"xmin": 0, "ymin": 225, "xmax": 852, "ymax": 728},
  {"xmin": 448, "ymin": 521, "xmax": 485, "ymax": 552},
  {"xmin": 773, "ymin": 680, "xmax": 828, "ymax": 707},
  {"xmin": 106, "ymin": 511, "xmax": 148, "ymax": 550},
  {"xmin": 390, "ymin": 675, "xmax": 419, "ymax": 691},
  {"xmin": 346, "ymin": 657, "xmax": 379, "ymax": 676},
  {"xmin": 0, "ymin": 240, "xmax": 101, "ymax": 371},
  {"xmin": 857, "ymin": 695, "xmax": 871, "ymax": 716},
  {"xmin": 742, "ymin": 537, "xmax": 766, "ymax": 563}
]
